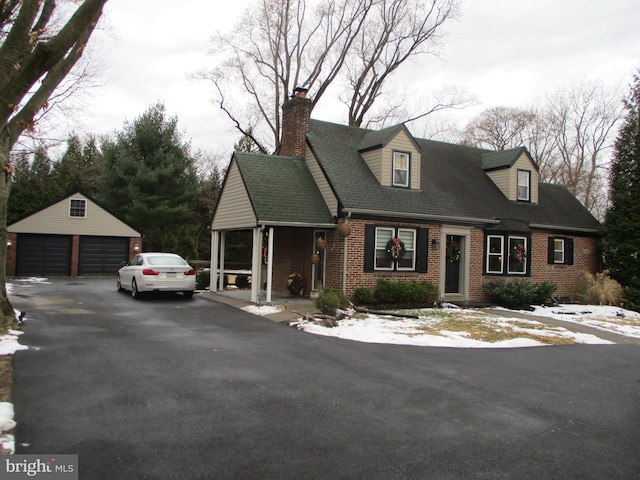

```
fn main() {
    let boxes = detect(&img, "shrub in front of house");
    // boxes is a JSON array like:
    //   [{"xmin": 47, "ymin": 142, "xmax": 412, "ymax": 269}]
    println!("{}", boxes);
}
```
[
  {"xmin": 484, "ymin": 280, "xmax": 557, "ymax": 309},
  {"xmin": 578, "ymin": 270, "xmax": 624, "ymax": 306},
  {"xmin": 196, "ymin": 271, "xmax": 210, "ymax": 290},
  {"xmin": 316, "ymin": 289, "xmax": 350, "ymax": 315},
  {"xmin": 373, "ymin": 279, "xmax": 438, "ymax": 305},
  {"xmin": 352, "ymin": 286, "xmax": 376, "ymax": 305}
]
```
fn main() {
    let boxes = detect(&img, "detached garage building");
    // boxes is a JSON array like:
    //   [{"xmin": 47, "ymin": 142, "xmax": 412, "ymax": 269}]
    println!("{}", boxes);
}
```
[{"xmin": 7, "ymin": 192, "xmax": 142, "ymax": 277}]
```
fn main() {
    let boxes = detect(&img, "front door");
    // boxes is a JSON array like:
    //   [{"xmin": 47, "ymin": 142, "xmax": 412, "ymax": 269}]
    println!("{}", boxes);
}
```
[
  {"xmin": 312, "ymin": 230, "xmax": 326, "ymax": 292},
  {"xmin": 445, "ymin": 235, "xmax": 462, "ymax": 294}
]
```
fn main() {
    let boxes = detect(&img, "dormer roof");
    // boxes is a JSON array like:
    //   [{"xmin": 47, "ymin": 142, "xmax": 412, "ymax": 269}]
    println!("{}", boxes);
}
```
[
  {"xmin": 357, "ymin": 123, "xmax": 421, "ymax": 153},
  {"xmin": 482, "ymin": 147, "xmax": 539, "ymax": 172}
]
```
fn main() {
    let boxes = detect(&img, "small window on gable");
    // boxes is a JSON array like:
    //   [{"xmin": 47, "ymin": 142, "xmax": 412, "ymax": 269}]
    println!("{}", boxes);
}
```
[
  {"xmin": 393, "ymin": 151, "xmax": 410, "ymax": 187},
  {"xmin": 517, "ymin": 170, "xmax": 530, "ymax": 201},
  {"xmin": 69, "ymin": 198, "xmax": 86, "ymax": 218}
]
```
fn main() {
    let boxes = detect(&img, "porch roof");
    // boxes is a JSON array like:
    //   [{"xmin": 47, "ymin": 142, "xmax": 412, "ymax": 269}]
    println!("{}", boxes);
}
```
[{"xmin": 235, "ymin": 151, "xmax": 335, "ymax": 227}]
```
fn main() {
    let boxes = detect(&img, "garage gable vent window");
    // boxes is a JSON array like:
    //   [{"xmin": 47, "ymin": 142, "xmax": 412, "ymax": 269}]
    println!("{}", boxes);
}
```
[{"xmin": 69, "ymin": 198, "xmax": 86, "ymax": 218}]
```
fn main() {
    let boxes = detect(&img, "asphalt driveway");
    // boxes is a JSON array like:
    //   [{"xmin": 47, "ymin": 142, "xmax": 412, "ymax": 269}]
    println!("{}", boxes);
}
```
[{"xmin": 10, "ymin": 278, "xmax": 640, "ymax": 479}]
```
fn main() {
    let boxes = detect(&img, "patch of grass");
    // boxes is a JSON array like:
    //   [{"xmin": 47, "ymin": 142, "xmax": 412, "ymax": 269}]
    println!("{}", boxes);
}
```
[{"xmin": 413, "ymin": 315, "xmax": 576, "ymax": 345}]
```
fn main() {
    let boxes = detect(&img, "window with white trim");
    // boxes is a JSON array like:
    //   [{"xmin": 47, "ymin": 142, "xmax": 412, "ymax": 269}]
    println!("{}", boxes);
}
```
[
  {"xmin": 486, "ymin": 235, "xmax": 504, "ymax": 274},
  {"xmin": 507, "ymin": 236, "xmax": 527, "ymax": 274},
  {"xmin": 374, "ymin": 227, "xmax": 416, "ymax": 271},
  {"xmin": 548, "ymin": 237, "xmax": 573, "ymax": 265},
  {"xmin": 392, "ymin": 151, "xmax": 410, "ymax": 187},
  {"xmin": 553, "ymin": 238, "xmax": 565, "ymax": 263},
  {"xmin": 517, "ymin": 170, "xmax": 530, "ymax": 201},
  {"xmin": 485, "ymin": 234, "xmax": 528, "ymax": 275},
  {"xmin": 69, "ymin": 198, "xmax": 86, "ymax": 218}
]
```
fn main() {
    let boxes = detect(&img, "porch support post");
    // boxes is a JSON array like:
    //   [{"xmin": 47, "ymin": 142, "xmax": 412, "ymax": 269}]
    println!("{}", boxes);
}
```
[
  {"xmin": 218, "ymin": 231, "xmax": 226, "ymax": 291},
  {"xmin": 266, "ymin": 227, "xmax": 274, "ymax": 303},
  {"xmin": 210, "ymin": 230, "xmax": 220, "ymax": 291},
  {"xmin": 250, "ymin": 227, "xmax": 262, "ymax": 303}
]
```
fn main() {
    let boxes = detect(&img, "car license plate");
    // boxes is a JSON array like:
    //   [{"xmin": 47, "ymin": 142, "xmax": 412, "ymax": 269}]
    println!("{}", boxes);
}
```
[{"xmin": 166, "ymin": 272, "xmax": 176, "ymax": 278}]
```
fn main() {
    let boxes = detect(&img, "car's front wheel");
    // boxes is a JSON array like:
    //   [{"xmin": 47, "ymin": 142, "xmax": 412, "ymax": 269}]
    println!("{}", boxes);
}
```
[{"xmin": 117, "ymin": 276, "xmax": 124, "ymax": 292}]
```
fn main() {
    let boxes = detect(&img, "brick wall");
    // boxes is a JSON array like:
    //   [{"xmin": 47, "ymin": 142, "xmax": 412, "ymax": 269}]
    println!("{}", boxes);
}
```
[
  {"xmin": 280, "ymin": 91, "xmax": 313, "ymax": 158},
  {"xmin": 529, "ymin": 233, "xmax": 599, "ymax": 299},
  {"xmin": 266, "ymin": 223, "xmax": 599, "ymax": 302}
]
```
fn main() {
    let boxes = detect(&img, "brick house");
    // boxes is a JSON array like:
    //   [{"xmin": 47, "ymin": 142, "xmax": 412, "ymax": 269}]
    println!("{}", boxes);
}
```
[{"xmin": 210, "ymin": 90, "xmax": 601, "ymax": 304}]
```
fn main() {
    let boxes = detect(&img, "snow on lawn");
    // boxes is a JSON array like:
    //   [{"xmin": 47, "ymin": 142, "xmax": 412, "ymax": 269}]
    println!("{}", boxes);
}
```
[
  {"xmin": 292, "ymin": 306, "xmax": 634, "ymax": 348},
  {"xmin": 527, "ymin": 304, "xmax": 640, "ymax": 338}
]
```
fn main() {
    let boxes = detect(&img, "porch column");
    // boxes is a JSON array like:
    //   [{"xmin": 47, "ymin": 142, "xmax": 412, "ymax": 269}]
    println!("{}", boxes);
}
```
[
  {"xmin": 250, "ymin": 227, "xmax": 263, "ymax": 303},
  {"xmin": 210, "ymin": 230, "xmax": 219, "ymax": 291},
  {"xmin": 218, "ymin": 231, "xmax": 226, "ymax": 291},
  {"xmin": 266, "ymin": 227, "xmax": 274, "ymax": 303}
]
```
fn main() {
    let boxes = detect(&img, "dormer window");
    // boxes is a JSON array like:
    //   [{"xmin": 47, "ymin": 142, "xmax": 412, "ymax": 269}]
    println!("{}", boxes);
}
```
[
  {"xmin": 517, "ymin": 169, "xmax": 530, "ymax": 201},
  {"xmin": 393, "ymin": 151, "xmax": 410, "ymax": 187}
]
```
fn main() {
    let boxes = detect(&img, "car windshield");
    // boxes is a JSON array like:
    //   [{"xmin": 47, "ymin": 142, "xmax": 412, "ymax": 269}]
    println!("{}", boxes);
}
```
[{"xmin": 147, "ymin": 256, "xmax": 186, "ymax": 266}]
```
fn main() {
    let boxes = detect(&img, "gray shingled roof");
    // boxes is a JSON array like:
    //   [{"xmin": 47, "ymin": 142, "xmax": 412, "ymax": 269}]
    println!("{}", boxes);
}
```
[
  {"xmin": 306, "ymin": 119, "xmax": 601, "ymax": 232},
  {"xmin": 482, "ymin": 147, "xmax": 537, "ymax": 171},
  {"xmin": 234, "ymin": 152, "xmax": 335, "ymax": 225}
]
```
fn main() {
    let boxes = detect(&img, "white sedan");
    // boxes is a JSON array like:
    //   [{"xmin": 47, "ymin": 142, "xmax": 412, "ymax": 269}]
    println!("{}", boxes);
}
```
[{"xmin": 117, "ymin": 252, "xmax": 197, "ymax": 298}]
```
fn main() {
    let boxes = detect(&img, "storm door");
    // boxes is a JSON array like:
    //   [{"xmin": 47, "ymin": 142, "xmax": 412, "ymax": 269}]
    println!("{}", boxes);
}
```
[
  {"xmin": 445, "ymin": 235, "xmax": 463, "ymax": 294},
  {"xmin": 312, "ymin": 230, "xmax": 327, "ymax": 292}
]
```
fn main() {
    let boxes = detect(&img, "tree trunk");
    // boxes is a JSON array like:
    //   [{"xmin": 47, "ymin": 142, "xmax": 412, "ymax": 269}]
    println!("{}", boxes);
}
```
[{"xmin": 0, "ymin": 129, "xmax": 14, "ymax": 332}]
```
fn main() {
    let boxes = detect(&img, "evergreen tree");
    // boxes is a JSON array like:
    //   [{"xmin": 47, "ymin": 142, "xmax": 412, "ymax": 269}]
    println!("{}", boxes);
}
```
[
  {"xmin": 603, "ymin": 71, "xmax": 640, "ymax": 309},
  {"xmin": 52, "ymin": 134, "xmax": 102, "ymax": 196},
  {"xmin": 8, "ymin": 146, "xmax": 57, "ymax": 223},
  {"xmin": 98, "ymin": 103, "xmax": 199, "ymax": 256}
]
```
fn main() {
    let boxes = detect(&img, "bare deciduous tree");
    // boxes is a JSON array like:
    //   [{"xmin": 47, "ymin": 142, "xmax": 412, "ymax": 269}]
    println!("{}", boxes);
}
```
[
  {"xmin": 461, "ymin": 81, "xmax": 624, "ymax": 218},
  {"xmin": 0, "ymin": 0, "xmax": 108, "ymax": 331},
  {"xmin": 343, "ymin": 0, "xmax": 459, "ymax": 128},
  {"xmin": 543, "ymin": 81, "xmax": 623, "ymax": 217},
  {"xmin": 199, "ymin": 0, "xmax": 460, "ymax": 152}
]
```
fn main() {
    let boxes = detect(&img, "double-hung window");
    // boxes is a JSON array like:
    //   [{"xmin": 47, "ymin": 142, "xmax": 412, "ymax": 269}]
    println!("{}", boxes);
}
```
[
  {"xmin": 485, "ymin": 234, "xmax": 528, "ymax": 275},
  {"xmin": 69, "ymin": 198, "xmax": 86, "ymax": 218},
  {"xmin": 393, "ymin": 151, "xmax": 410, "ymax": 187},
  {"xmin": 486, "ymin": 235, "xmax": 504, "ymax": 274},
  {"xmin": 517, "ymin": 170, "xmax": 530, "ymax": 201},
  {"xmin": 374, "ymin": 227, "xmax": 416, "ymax": 271},
  {"xmin": 548, "ymin": 237, "xmax": 574, "ymax": 265}
]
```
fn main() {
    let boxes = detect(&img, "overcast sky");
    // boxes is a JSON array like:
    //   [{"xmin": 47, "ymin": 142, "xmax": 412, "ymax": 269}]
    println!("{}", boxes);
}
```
[{"xmin": 73, "ymin": 0, "xmax": 639, "ymax": 157}]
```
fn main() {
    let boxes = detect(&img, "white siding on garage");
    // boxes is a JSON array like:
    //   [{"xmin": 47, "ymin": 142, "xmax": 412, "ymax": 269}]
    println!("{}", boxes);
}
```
[
  {"xmin": 212, "ymin": 160, "xmax": 257, "ymax": 230},
  {"xmin": 9, "ymin": 193, "xmax": 141, "ymax": 236}
]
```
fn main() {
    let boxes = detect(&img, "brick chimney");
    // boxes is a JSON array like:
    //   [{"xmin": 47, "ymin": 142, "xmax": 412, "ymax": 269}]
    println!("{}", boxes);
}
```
[{"xmin": 279, "ymin": 87, "xmax": 313, "ymax": 157}]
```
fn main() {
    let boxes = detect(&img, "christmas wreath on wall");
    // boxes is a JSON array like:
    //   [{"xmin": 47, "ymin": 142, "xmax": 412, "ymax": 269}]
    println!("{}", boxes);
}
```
[{"xmin": 386, "ymin": 237, "xmax": 406, "ymax": 261}]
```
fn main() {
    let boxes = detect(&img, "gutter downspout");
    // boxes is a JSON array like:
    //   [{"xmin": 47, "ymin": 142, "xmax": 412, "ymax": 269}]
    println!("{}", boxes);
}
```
[{"xmin": 342, "ymin": 212, "xmax": 351, "ymax": 294}]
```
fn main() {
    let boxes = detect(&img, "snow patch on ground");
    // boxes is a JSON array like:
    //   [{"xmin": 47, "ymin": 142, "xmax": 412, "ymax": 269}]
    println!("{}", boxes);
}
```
[
  {"xmin": 242, "ymin": 304, "xmax": 285, "ymax": 316},
  {"xmin": 293, "ymin": 305, "xmax": 631, "ymax": 348},
  {"xmin": 527, "ymin": 304, "xmax": 640, "ymax": 338}
]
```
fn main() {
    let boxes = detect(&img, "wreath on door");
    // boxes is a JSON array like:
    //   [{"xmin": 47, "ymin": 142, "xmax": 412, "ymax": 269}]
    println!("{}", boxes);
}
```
[{"xmin": 386, "ymin": 237, "xmax": 406, "ymax": 261}]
